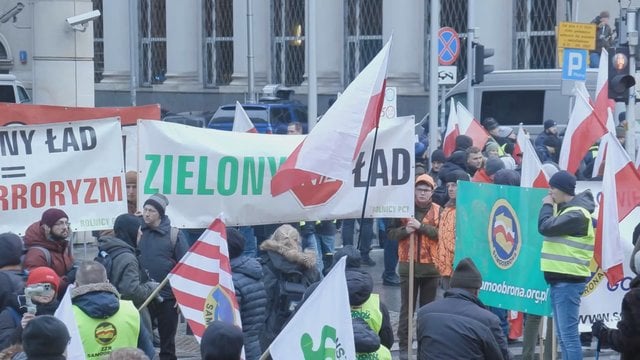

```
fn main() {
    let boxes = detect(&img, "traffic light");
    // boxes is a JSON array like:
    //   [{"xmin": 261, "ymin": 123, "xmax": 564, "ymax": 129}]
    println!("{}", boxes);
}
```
[
  {"xmin": 472, "ymin": 42, "xmax": 494, "ymax": 85},
  {"xmin": 608, "ymin": 46, "xmax": 636, "ymax": 102}
]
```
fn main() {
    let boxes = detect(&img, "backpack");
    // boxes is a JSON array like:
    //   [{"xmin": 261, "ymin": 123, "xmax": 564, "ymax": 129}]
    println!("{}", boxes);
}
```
[
  {"xmin": 262, "ymin": 260, "xmax": 310, "ymax": 338},
  {"xmin": 94, "ymin": 247, "xmax": 131, "ymax": 285}
]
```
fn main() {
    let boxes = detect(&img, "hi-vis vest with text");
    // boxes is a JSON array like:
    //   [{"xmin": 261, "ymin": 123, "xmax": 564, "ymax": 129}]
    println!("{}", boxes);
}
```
[
  {"xmin": 351, "ymin": 294, "xmax": 392, "ymax": 360},
  {"xmin": 73, "ymin": 299, "xmax": 140, "ymax": 359},
  {"xmin": 540, "ymin": 206, "xmax": 595, "ymax": 277}
]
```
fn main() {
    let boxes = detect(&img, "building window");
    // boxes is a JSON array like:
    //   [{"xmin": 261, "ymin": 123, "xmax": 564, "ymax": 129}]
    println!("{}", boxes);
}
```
[
  {"xmin": 344, "ymin": 0, "xmax": 382, "ymax": 86},
  {"xmin": 514, "ymin": 0, "xmax": 556, "ymax": 69},
  {"xmin": 204, "ymin": 0, "xmax": 233, "ymax": 87},
  {"xmin": 140, "ymin": 0, "xmax": 167, "ymax": 86},
  {"xmin": 271, "ymin": 0, "xmax": 305, "ymax": 86},
  {"xmin": 93, "ymin": 0, "xmax": 104, "ymax": 83},
  {"xmin": 426, "ymin": 0, "xmax": 468, "ymax": 84}
]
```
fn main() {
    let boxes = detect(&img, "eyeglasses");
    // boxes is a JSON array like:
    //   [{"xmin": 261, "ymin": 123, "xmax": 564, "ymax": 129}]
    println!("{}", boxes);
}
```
[
  {"xmin": 53, "ymin": 221, "xmax": 71, "ymax": 228},
  {"xmin": 415, "ymin": 188, "xmax": 433, "ymax": 194}
]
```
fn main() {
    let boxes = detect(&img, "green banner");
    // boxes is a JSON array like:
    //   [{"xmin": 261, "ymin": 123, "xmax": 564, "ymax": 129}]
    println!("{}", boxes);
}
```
[{"xmin": 455, "ymin": 182, "xmax": 552, "ymax": 316}]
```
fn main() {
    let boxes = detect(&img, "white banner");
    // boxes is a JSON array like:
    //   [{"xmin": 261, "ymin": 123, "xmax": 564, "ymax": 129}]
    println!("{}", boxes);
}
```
[
  {"xmin": 0, "ymin": 118, "xmax": 127, "ymax": 235},
  {"xmin": 137, "ymin": 117, "xmax": 415, "ymax": 228},
  {"xmin": 576, "ymin": 181, "xmax": 639, "ymax": 331}
]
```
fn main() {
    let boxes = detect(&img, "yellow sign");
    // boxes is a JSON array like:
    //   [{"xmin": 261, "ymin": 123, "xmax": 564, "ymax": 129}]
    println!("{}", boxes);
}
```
[{"xmin": 557, "ymin": 21, "xmax": 596, "ymax": 50}]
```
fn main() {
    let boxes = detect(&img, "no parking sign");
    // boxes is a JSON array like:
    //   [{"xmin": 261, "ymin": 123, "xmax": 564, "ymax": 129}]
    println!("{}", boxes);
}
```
[{"xmin": 438, "ymin": 27, "xmax": 460, "ymax": 65}]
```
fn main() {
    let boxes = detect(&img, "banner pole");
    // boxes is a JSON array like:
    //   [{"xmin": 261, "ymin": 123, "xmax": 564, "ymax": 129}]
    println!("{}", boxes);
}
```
[
  {"xmin": 407, "ymin": 233, "xmax": 416, "ymax": 359},
  {"xmin": 137, "ymin": 276, "xmax": 170, "ymax": 311},
  {"xmin": 258, "ymin": 348, "xmax": 270, "ymax": 360}
]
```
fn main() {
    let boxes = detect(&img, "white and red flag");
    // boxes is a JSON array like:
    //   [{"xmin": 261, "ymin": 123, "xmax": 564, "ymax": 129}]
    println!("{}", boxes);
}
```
[
  {"xmin": 516, "ymin": 124, "xmax": 548, "ymax": 188},
  {"xmin": 593, "ymin": 48, "xmax": 614, "ymax": 126},
  {"xmin": 591, "ymin": 108, "xmax": 617, "ymax": 178},
  {"xmin": 232, "ymin": 101, "xmax": 257, "ymax": 133},
  {"xmin": 442, "ymin": 100, "xmax": 459, "ymax": 157},
  {"xmin": 595, "ymin": 133, "xmax": 640, "ymax": 285},
  {"xmin": 455, "ymin": 102, "xmax": 489, "ymax": 151},
  {"xmin": 270, "ymin": 38, "xmax": 392, "ymax": 197},
  {"xmin": 559, "ymin": 82, "xmax": 607, "ymax": 174},
  {"xmin": 169, "ymin": 216, "xmax": 241, "ymax": 342}
]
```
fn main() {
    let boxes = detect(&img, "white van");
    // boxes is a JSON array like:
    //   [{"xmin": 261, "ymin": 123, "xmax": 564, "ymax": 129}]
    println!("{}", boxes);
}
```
[
  {"xmin": 0, "ymin": 74, "xmax": 30, "ymax": 103},
  {"xmin": 441, "ymin": 69, "xmax": 600, "ymax": 136}
]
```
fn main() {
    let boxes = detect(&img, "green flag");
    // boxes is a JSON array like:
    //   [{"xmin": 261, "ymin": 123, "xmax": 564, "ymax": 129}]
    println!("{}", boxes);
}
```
[{"xmin": 455, "ymin": 182, "xmax": 551, "ymax": 316}]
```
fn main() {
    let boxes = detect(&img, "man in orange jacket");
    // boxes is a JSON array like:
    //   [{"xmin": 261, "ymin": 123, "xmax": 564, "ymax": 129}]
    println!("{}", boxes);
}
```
[{"xmin": 387, "ymin": 174, "xmax": 441, "ymax": 359}]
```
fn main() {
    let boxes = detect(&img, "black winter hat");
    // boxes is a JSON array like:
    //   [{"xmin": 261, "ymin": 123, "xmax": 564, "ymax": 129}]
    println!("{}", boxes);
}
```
[
  {"xmin": 445, "ymin": 169, "xmax": 470, "ymax": 184},
  {"xmin": 346, "ymin": 269, "xmax": 373, "ymax": 306},
  {"xmin": 543, "ymin": 135, "xmax": 561, "ymax": 148},
  {"xmin": 485, "ymin": 156, "xmax": 505, "ymax": 176},
  {"xmin": 483, "ymin": 118, "xmax": 500, "ymax": 131},
  {"xmin": 544, "ymin": 119, "xmax": 557, "ymax": 130},
  {"xmin": 0, "ymin": 233, "xmax": 23, "ymax": 268},
  {"xmin": 455, "ymin": 135, "xmax": 473, "ymax": 150},
  {"xmin": 493, "ymin": 169, "xmax": 521, "ymax": 186},
  {"xmin": 144, "ymin": 193, "xmax": 169, "ymax": 218},
  {"xmin": 333, "ymin": 245, "xmax": 361, "ymax": 269},
  {"xmin": 226, "ymin": 228, "xmax": 245, "ymax": 259},
  {"xmin": 549, "ymin": 170, "xmax": 576, "ymax": 196},
  {"xmin": 22, "ymin": 315, "xmax": 70, "ymax": 358},
  {"xmin": 448, "ymin": 151, "xmax": 467, "ymax": 168},
  {"xmin": 431, "ymin": 149, "xmax": 446, "ymax": 163},
  {"xmin": 200, "ymin": 321, "xmax": 244, "ymax": 360},
  {"xmin": 450, "ymin": 258, "xmax": 483, "ymax": 289},
  {"xmin": 113, "ymin": 213, "xmax": 142, "ymax": 248}
]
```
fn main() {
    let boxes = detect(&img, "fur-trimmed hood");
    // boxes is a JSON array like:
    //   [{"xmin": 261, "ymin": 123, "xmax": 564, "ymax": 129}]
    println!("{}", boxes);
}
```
[
  {"xmin": 259, "ymin": 238, "xmax": 316, "ymax": 270},
  {"xmin": 71, "ymin": 283, "xmax": 121, "ymax": 319}
]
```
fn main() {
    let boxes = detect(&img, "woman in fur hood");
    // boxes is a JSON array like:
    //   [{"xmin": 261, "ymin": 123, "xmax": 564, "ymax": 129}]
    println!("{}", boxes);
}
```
[{"xmin": 259, "ymin": 224, "xmax": 321, "ymax": 348}]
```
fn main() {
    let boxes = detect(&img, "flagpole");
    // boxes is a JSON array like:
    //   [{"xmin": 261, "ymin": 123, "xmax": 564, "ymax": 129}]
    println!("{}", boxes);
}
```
[
  {"xmin": 137, "ymin": 276, "xmax": 170, "ymax": 311},
  {"xmin": 258, "ymin": 348, "xmax": 270, "ymax": 360},
  {"xmin": 407, "ymin": 233, "xmax": 416, "ymax": 359}
]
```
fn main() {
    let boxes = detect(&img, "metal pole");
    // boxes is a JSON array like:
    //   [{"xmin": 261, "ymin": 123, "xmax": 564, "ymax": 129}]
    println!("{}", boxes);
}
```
[
  {"xmin": 428, "ymin": 0, "xmax": 440, "ymax": 159},
  {"xmin": 466, "ymin": 1, "xmax": 475, "ymax": 114},
  {"xmin": 247, "ymin": 0, "xmax": 256, "ymax": 102},
  {"xmin": 439, "ymin": 85, "xmax": 446, "ymax": 133},
  {"xmin": 307, "ymin": 0, "xmax": 318, "ymax": 130},
  {"xmin": 626, "ymin": 8, "xmax": 637, "ymax": 160},
  {"xmin": 129, "ymin": 0, "xmax": 137, "ymax": 106}
]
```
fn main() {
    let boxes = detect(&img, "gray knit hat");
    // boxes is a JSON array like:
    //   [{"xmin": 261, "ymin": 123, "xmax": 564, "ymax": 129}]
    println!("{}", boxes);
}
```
[
  {"xmin": 450, "ymin": 258, "xmax": 483, "ymax": 289},
  {"xmin": 144, "ymin": 193, "xmax": 169, "ymax": 217}
]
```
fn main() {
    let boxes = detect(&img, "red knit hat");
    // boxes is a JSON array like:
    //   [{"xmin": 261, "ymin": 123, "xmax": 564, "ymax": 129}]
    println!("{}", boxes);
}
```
[
  {"xmin": 27, "ymin": 267, "xmax": 60, "ymax": 292},
  {"xmin": 40, "ymin": 208, "xmax": 69, "ymax": 228}
]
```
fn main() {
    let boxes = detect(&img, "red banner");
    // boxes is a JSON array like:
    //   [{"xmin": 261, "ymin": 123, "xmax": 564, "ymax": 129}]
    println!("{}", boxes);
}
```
[{"xmin": 0, "ymin": 103, "xmax": 161, "ymax": 126}]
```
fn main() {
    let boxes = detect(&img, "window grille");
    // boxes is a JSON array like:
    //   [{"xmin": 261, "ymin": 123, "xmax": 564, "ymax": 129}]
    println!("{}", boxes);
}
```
[
  {"xmin": 93, "ymin": 0, "xmax": 104, "ymax": 83},
  {"xmin": 344, "ymin": 0, "xmax": 382, "ymax": 86},
  {"xmin": 514, "ymin": 0, "xmax": 557, "ymax": 69},
  {"xmin": 204, "ymin": 0, "xmax": 233, "ymax": 87},
  {"xmin": 425, "ymin": 0, "xmax": 468, "ymax": 85},
  {"xmin": 140, "ymin": 0, "xmax": 167, "ymax": 86},
  {"xmin": 271, "ymin": 0, "xmax": 305, "ymax": 86}
]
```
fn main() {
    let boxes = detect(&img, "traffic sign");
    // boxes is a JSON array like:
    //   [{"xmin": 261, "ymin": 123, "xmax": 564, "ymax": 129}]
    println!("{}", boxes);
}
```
[
  {"xmin": 557, "ymin": 22, "xmax": 596, "ymax": 50},
  {"xmin": 438, "ymin": 66, "xmax": 457, "ymax": 85},
  {"xmin": 562, "ymin": 48, "xmax": 587, "ymax": 81},
  {"xmin": 438, "ymin": 27, "xmax": 460, "ymax": 65}
]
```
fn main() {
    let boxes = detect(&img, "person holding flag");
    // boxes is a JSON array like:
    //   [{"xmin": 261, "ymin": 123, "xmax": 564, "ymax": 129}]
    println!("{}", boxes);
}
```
[{"xmin": 538, "ymin": 170, "xmax": 596, "ymax": 360}]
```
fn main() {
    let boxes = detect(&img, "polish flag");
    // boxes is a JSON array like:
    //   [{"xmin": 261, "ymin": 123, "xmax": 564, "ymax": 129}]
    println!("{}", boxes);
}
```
[
  {"xmin": 595, "ymin": 133, "xmax": 640, "ymax": 285},
  {"xmin": 516, "ymin": 124, "xmax": 548, "ymax": 188},
  {"xmin": 442, "ymin": 100, "xmax": 459, "ymax": 156},
  {"xmin": 455, "ymin": 102, "xmax": 489, "ymax": 150},
  {"xmin": 232, "ymin": 101, "xmax": 257, "ymax": 133},
  {"xmin": 169, "ymin": 216, "xmax": 242, "ymax": 342},
  {"xmin": 591, "ymin": 108, "xmax": 617, "ymax": 178},
  {"xmin": 271, "ymin": 38, "xmax": 392, "ymax": 196},
  {"xmin": 558, "ymin": 82, "xmax": 607, "ymax": 174},
  {"xmin": 593, "ymin": 48, "xmax": 614, "ymax": 127}
]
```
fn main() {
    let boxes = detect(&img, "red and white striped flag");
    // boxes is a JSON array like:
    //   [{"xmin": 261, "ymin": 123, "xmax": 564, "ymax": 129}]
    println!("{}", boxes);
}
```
[
  {"xmin": 169, "ymin": 216, "xmax": 241, "ymax": 342},
  {"xmin": 271, "ymin": 38, "xmax": 391, "ymax": 197},
  {"xmin": 456, "ymin": 102, "xmax": 489, "ymax": 151},
  {"xmin": 232, "ymin": 101, "xmax": 257, "ymax": 133},
  {"xmin": 595, "ymin": 133, "xmax": 640, "ymax": 285},
  {"xmin": 516, "ymin": 124, "xmax": 548, "ymax": 188},
  {"xmin": 559, "ymin": 82, "xmax": 607, "ymax": 174},
  {"xmin": 442, "ymin": 100, "xmax": 459, "ymax": 157}
]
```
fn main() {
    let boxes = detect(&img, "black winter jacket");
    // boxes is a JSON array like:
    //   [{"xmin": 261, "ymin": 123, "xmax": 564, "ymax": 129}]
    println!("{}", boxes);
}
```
[
  {"xmin": 598, "ymin": 276, "xmax": 640, "ymax": 359},
  {"xmin": 98, "ymin": 236, "xmax": 156, "ymax": 307},
  {"xmin": 138, "ymin": 216, "xmax": 189, "ymax": 299},
  {"xmin": 230, "ymin": 256, "xmax": 268, "ymax": 360},
  {"xmin": 417, "ymin": 288, "xmax": 510, "ymax": 360}
]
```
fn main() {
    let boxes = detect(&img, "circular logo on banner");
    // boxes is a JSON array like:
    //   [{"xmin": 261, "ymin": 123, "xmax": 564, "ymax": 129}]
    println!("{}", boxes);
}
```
[
  {"xmin": 94, "ymin": 322, "xmax": 117, "ymax": 345},
  {"xmin": 488, "ymin": 199, "xmax": 522, "ymax": 269},
  {"xmin": 204, "ymin": 285, "xmax": 237, "ymax": 325},
  {"xmin": 583, "ymin": 259, "xmax": 605, "ymax": 297}
]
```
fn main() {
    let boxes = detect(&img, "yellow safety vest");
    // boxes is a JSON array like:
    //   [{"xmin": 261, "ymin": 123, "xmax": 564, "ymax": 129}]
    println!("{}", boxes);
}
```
[
  {"xmin": 73, "ymin": 299, "xmax": 140, "ymax": 359},
  {"xmin": 540, "ymin": 206, "xmax": 595, "ymax": 277},
  {"xmin": 351, "ymin": 294, "xmax": 392, "ymax": 360}
]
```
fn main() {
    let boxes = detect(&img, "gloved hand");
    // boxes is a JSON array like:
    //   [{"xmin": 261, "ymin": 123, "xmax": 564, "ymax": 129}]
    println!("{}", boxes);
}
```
[
  {"xmin": 591, "ymin": 320, "xmax": 608, "ymax": 339},
  {"xmin": 147, "ymin": 281, "xmax": 160, "ymax": 291}
]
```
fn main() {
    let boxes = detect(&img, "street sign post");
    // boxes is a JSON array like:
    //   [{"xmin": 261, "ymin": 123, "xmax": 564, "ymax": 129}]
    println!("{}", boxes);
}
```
[
  {"xmin": 561, "ymin": 48, "xmax": 587, "ymax": 81},
  {"xmin": 437, "ymin": 27, "xmax": 460, "ymax": 65}
]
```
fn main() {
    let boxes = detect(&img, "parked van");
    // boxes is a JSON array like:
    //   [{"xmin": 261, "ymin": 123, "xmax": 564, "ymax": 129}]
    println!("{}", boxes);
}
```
[
  {"xmin": 439, "ymin": 69, "xmax": 602, "ymax": 136},
  {"xmin": 0, "ymin": 74, "xmax": 30, "ymax": 103},
  {"xmin": 208, "ymin": 101, "xmax": 308, "ymax": 134}
]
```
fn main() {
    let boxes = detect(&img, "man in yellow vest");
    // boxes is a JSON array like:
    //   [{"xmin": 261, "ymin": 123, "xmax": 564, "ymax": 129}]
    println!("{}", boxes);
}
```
[
  {"xmin": 71, "ymin": 260, "xmax": 155, "ymax": 359},
  {"xmin": 539, "ymin": 170, "xmax": 596, "ymax": 360}
]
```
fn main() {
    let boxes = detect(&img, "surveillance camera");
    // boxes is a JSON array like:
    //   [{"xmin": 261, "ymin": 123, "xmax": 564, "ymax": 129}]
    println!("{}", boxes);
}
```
[
  {"xmin": 66, "ymin": 9, "xmax": 100, "ymax": 31},
  {"xmin": 0, "ymin": 2, "xmax": 25, "ymax": 24}
]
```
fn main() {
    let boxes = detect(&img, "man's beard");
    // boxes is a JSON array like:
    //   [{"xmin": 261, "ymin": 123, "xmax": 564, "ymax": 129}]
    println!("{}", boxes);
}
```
[{"xmin": 49, "ymin": 232, "xmax": 67, "ymax": 241}]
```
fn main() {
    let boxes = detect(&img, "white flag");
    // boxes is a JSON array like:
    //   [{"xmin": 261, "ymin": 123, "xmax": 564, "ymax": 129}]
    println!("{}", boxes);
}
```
[
  {"xmin": 54, "ymin": 284, "xmax": 86, "ymax": 360},
  {"xmin": 232, "ymin": 101, "xmax": 257, "ymax": 133},
  {"xmin": 269, "ymin": 257, "xmax": 355, "ymax": 360}
]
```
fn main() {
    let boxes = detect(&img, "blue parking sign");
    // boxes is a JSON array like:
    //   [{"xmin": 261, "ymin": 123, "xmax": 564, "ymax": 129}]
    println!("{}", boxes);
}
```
[{"xmin": 562, "ymin": 49, "xmax": 588, "ymax": 81}]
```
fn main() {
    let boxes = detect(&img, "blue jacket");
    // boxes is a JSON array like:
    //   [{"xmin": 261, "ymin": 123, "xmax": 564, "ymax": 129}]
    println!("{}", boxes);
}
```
[{"xmin": 231, "ymin": 256, "xmax": 268, "ymax": 360}]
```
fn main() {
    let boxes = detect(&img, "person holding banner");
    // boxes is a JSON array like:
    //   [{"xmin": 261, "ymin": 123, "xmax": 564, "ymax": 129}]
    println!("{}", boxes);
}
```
[
  {"xmin": 538, "ymin": 170, "xmax": 596, "ymax": 360},
  {"xmin": 387, "ymin": 173, "xmax": 441, "ymax": 359}
]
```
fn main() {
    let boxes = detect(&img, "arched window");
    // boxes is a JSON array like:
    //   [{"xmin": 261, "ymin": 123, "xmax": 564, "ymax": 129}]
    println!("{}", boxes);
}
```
[{"xmin": 0, "ymin": 33, "xmax": 14, "ymax": 73}]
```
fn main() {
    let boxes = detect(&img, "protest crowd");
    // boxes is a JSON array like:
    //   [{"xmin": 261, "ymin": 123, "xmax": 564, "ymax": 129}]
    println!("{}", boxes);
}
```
[{"xmin": 2, "ymin": 44, "xmax": 640, "ymax": 360}]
